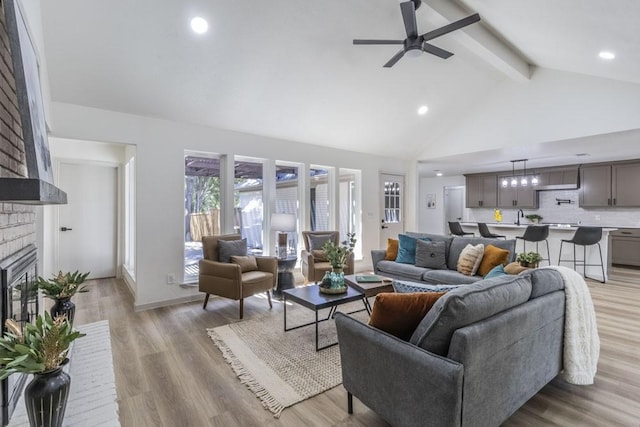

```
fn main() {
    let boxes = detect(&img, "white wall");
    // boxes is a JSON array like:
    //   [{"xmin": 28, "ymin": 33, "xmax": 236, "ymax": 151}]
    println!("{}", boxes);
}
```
[
  {"xmin": 421, "ymin": 67, "xmax": 640, "ymax": 159},
  {"xmin": 418, "ymin": 175, "xmax": 467, "ymax": 234},
  {"xmin": 48, "ymin": 102, "xmax": 411, "ymax": 309}
]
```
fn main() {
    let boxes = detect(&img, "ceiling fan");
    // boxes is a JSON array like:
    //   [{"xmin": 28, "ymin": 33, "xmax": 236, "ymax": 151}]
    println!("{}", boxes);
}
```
[{"xmin": 353, "ymin": 0, "xmax": 481, "ymax": 68}]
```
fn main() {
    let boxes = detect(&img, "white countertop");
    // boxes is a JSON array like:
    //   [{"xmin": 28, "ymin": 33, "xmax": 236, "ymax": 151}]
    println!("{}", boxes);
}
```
[{"xmin": 461, "ymin": 222, "xmax": 618, "ymax": 232}]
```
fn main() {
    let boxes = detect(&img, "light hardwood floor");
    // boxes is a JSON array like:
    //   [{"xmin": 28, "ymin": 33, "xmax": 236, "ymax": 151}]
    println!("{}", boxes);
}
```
[{"xmin": 71, "ymin": 267, "xmax": 640, "ymax": 426}]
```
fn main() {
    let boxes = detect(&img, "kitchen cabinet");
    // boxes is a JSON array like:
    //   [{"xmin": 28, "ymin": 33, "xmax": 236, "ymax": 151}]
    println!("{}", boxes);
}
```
[
  {"xmin": 580, "ymin": 162, "xmax": 640, "ymax": 207},
  {"xmin": 497, "ymin": 177, "xmax": 538, "ymax": 208},
  {"xmin": 465, "ymin": 174, "xmax": 497, "ymax": 208},
  {"xmin": 611, "ymin": 229, "xmax": 640, "ymax": 266}
]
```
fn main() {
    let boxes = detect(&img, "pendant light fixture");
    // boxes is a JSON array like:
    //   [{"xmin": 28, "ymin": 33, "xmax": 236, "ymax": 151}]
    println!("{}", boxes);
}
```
[{"xmin": 501, "ymin": 159, "xmax": 539, "ymax": 188}]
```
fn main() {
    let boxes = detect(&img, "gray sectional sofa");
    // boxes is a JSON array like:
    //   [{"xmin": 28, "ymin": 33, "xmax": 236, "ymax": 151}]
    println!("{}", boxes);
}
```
[
  {"xmin": 335, "ymin": 268, "xmax": 565, "ymax": 427},
  {"xmin": 372, "ymin": 232, "xmax": 516, "ymax": 284}
]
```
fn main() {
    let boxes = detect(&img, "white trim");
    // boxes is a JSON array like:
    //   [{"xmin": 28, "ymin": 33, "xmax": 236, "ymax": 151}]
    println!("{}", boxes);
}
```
[{"xmin": 134, "ymin": 293, "xmax": 202, "ymax": 312}]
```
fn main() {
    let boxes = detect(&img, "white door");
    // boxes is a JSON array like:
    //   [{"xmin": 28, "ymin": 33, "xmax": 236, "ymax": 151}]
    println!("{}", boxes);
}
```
[
  {"xmin": 380, "ymin": 173, "xmax": 405, "ymax": 246},
  {"xmin": 58, "ymin": 163, "xmax": 117, "ymax": 279},
  {"xmin": 444, "ymin": 186, "xmax": 465, "ymax": 233}
]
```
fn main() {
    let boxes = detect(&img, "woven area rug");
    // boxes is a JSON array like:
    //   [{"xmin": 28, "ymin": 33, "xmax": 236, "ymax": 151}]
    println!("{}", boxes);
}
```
[{"xmin": 207, "ymin": 300, "xmax": 369, "ymax": 417}]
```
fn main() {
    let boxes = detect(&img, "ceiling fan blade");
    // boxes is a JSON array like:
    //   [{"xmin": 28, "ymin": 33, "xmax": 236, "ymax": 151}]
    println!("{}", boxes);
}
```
[
  {"xmin": 383, "ymin": 49, "xmax": 406, "ymax": 68},
  {"xmin": 400, "ymin": 1, "xmax": 418, "ymax": 39},
  {"xmin": 422, "ymin": 42, "xmax": 454, "ymax": 59},
  {"xmin": 421, "ymin": 13, "xmax": 481, "ymax": 42},
  {"xmin": 353, "ymin": 39, "xmax": 405, "ymax": 45}
]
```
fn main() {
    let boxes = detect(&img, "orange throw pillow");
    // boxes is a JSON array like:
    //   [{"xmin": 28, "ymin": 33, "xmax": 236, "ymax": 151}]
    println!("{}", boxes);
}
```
[
  {"xmin": 385, "ymin": 238, "xmax": 399, "ymax": 260},
  {"xmin": 369, "ymin": 292, "xmax": 446, "ymax": 341},
  {"xmin": 478, "ymin": 244, "xmax": 510, "ymax": 277}
]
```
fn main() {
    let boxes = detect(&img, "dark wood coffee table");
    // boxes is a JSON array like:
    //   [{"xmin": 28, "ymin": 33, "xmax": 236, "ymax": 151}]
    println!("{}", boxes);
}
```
[
  {"xmin": 344, "ymin": 274, "xmax": 394, "ymax": 314},
  {"xmin": 283, "ymin": 284, "xmax": 367, "ymax": 351}
]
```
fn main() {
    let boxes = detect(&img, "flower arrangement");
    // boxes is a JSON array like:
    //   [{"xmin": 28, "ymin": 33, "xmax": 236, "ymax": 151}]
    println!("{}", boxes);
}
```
[
  {"xmin": 0, "ymin": 313, "xmax": 85, "ymax": 379},
  {"xmin": 36, "ymin": 270, "xmax": 90, "ymax": 300},
  {"xmin": 322, "ymin": 233, "xmax": 356, "ymax": 269},
  {"xmin": 516, "ymin": 251, "xmax": 543, "ymax": 267}
]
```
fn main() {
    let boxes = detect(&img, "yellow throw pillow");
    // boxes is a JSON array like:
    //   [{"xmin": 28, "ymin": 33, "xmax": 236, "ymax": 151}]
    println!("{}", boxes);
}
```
[
  {"xmin": 230, "ymin": 255, "xmax": 258, "ymax": 272},
  {"xmin": 369, "ymin": 292, "xmax": 446, "ymax": 341},
  {"xmin": 385, "ymin": 238, "xmax": 399, "ymax": 260},
  {"xmin": 456, "ymin": 243, "xmax": 485, "ymax": 276},
  {"xmin": 478, "ymin": 244, "xmax": 511, "ymax": 277},
  {"xmin": 504, "ymin": 261, "xmax": 530, "ymax": 275}
]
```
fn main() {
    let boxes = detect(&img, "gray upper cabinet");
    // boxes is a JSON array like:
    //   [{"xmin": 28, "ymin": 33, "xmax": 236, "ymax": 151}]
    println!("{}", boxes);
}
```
[
  {"xmin": 497, "ymin": 178, "xmax": 538, "ymax": 208},
  {"xmin": 613, "ymin": 163, "xmax": 640, "ymax": 206},
  {"xmin": 579, "ymin": 164, "xmax": 611, "ymax": 207},
  {"xmin": 580, "ymin": 162, "xmax": 640, "ymax": 207},
  {"xmin": 465, "ymin": 174, "xmax": 497, "ymax": 208}
]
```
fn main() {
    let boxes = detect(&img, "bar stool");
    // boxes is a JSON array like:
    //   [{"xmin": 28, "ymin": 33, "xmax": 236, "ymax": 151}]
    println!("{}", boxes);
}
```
[
  {"xmin": 515, "ymin": 225, "xmax": 551, "ymax": 265},
  {"xmin": 448, "ymin": 221, "xmax": 474, "ymax": 237},
  {"xmin": 478, "ymin": 223, "xmax": 506, "ymax": 239},
  {"xmin": 558, "ymin": 226, "xmax": 605, "ymax": 283}
]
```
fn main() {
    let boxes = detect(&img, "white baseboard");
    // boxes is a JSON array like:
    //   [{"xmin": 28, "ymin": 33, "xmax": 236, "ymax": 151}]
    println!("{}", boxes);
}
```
[{"xmin": 134, "ymin": 293, "xmax": 202, "ymax": 312}]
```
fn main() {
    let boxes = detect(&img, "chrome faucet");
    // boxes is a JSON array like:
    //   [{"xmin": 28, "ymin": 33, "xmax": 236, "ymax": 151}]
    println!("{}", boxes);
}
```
[{"xmin": 516, "ymin": 209, "xmax": 524, "ymax": 226}]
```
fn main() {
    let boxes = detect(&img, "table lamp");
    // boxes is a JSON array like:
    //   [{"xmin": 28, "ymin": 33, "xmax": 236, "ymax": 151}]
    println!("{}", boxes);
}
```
[{"xmin": 271, "ymin": 213, "xmax": 296, "ymax": 258}]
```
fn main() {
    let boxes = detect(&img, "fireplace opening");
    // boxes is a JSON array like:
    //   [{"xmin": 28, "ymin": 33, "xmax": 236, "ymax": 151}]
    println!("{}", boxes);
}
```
[{"xmin": 0, "ymin": 244, "xmax": 39, "ymax": 426}]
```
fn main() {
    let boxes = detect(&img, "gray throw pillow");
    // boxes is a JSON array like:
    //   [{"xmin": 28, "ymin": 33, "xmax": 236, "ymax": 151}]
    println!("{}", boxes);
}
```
[
  {"xmin": 218, "ymin": 238, "xmax": 248, "ymax": 263},
  {"xmin": 392, "ymin": 280, "xmax": 461, "ymax": 293},
  {"xmin": 415, "ymin": 239, "xmax": 447, "ymax": 269},
  {"xmin": 308, "ymin": 234, "xmax": 334, "ymax": 251}
]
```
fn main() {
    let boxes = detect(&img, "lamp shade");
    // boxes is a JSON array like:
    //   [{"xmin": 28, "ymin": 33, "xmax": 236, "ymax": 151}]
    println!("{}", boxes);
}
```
[{"xmin": 271, "ymin": 213, "xmax": 296, "ymax": 232}]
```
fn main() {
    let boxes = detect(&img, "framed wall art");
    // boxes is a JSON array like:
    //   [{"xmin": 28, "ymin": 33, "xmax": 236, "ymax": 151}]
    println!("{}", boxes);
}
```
[{"xmin": 4, "ymin": 0, "xmax": 54, "ymax": 184}]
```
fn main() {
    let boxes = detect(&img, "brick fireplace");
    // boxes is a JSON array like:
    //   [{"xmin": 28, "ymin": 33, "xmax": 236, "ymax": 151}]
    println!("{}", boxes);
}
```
[{"xmin": 0, "ymin": 3, "xmax": 37, "ymax": 425}]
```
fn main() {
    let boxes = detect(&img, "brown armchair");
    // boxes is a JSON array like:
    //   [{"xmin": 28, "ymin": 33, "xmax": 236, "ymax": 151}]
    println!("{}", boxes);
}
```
[
  {"xmin": 199, "ymin": 234, "xmax": 277, "ymax": 319},
  {"xmin": 301, "ymin": 231, "xmax": 354, "ymax": 283}
]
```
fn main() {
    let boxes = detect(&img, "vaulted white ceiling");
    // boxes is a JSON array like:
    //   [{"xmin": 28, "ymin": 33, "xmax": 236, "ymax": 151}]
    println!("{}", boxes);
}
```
[{"xmin": 39, "ymin": 0, "xmax": 640, "ymax": 170}]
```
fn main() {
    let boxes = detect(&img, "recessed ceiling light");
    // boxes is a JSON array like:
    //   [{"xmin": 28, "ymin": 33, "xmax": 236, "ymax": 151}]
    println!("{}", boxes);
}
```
[
  {"xmin": 417, "ymin": 105, "xmax": 429, "ymax": 115},
  {"xmin": 598, "ymin": 51, "xmax": 615, "ymax": 60},
  {"xmin": 436, "ymin": 171, "xmax": 443, "ymax": 177},
  {"xmin": 190, "ymin": 17, "xmax": 209, "ymax": 34}
]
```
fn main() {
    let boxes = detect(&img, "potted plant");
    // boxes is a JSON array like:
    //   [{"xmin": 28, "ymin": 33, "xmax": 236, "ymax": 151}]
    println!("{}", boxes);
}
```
[
  {"xmin": 36, "ymin": 271, "xmax": 90, "ymax": 326},
  {"xmin": 525, "ymin": 214, "xmax": 543, "ymax": 224},
  {"xmin": 0, "ymin": 313, "xmax": 85, "ymax": 427},
  {"xmin": 516, "ymin": 251, "xmax": 543, "ymax": 268},
  {"xmin": 320, "ymin": 233, "xmax": 356, "ymax": 293}
]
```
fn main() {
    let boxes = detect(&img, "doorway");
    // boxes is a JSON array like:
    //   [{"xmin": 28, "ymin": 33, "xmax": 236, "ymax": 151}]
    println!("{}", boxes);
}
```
[
  {"xmin": 444, "ymin": 186, "xmax": 465, "ymax": 234},
  {"xmin": 58, "ymin": 162, "xmax": 117, "ymax": 279},
  {"xmin": 380, "ymin": 173, "xmax": 405, "ymax": 246}
]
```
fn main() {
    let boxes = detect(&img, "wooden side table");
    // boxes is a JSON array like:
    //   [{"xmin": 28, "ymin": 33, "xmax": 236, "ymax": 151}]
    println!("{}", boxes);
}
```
[{"xmin": 273, "ymin": 256, "xmax": 297, "ymax": 299}]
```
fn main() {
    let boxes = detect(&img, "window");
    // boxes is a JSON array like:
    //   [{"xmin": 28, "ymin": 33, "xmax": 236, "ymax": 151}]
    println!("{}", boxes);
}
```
[
  {"xmin": 124, "ymin": 157, "xmax": 136, "ymax": 278},
  {"xmin": 310, "ymin": 166, "xmax": 330, "ymax": 231},
  {"xmin": 340, "ymin": 168, "xmax": 362, "ymax": 259},
  {"xmin": 234, "ymin": 158, "xmax": 264, "ymax": 255},
  {"xmin": 184, "ymin": 153, "xmax": 221, "ymax": 281},
  {"xmin": 274, "ymin": 162, "xmax": 301, "ymax": 256}
]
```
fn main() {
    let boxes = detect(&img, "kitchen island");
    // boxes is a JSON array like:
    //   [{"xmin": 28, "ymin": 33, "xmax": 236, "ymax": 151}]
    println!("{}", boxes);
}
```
[{"xmin": 461, "ymin": 222, "xmax": 617, "ymax": 282}]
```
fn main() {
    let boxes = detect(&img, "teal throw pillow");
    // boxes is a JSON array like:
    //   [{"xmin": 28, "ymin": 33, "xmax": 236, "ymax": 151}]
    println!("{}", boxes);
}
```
[
  {"xmin": 484, "ymin": 264, "xmax": 507, "ymax": 279},
  {"xmin": 395, "ymin": 234, "xmax": 431, "ymax": 264}
]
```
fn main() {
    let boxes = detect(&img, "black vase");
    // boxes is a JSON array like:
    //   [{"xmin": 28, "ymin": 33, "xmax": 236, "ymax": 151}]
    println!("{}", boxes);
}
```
[
  {"xmin": 50, "ymin": 298, "xmax": 75, "ymax": 325},
  {"xmin": 25, "ymin": 367, "xmax": 71, "ymax": 427}
]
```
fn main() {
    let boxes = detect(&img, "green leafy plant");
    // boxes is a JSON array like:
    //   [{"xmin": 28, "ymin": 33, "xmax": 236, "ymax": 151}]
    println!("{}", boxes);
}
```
[
  {"xmin": 36, "ymin": 271, "xmax": 90, "ymax": 300},
  {"xmin": 525, "ymin": 214, "xmax": 543, "ymax": 223},
  {"xmin": 516, "ymin": 251, "xmax": 543, "ymax": 265},
  {"xmin": 322, "ymin": 233, "xmax": 357, "ymax": 269},
  {"xmin": 0, "ymin": 313, "xmax": 85, "ymax": 379}
]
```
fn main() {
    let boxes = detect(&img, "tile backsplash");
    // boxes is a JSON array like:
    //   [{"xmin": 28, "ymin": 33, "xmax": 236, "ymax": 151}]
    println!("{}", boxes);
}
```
[{"xmin": 468, "ymin": 189, "xmax": 640, "ymax": 228}]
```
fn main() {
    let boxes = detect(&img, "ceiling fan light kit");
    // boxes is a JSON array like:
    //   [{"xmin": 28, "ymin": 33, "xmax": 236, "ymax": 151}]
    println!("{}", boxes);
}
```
[{"xmin": 353, "ymin": 0, "xmax": 481, "ymax": 67}]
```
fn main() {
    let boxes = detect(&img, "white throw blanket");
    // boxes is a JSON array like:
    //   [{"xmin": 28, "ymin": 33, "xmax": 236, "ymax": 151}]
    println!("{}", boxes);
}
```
[{"xmin": 540, "ymin": 266, "xmax": 600, "ymax": 385}]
